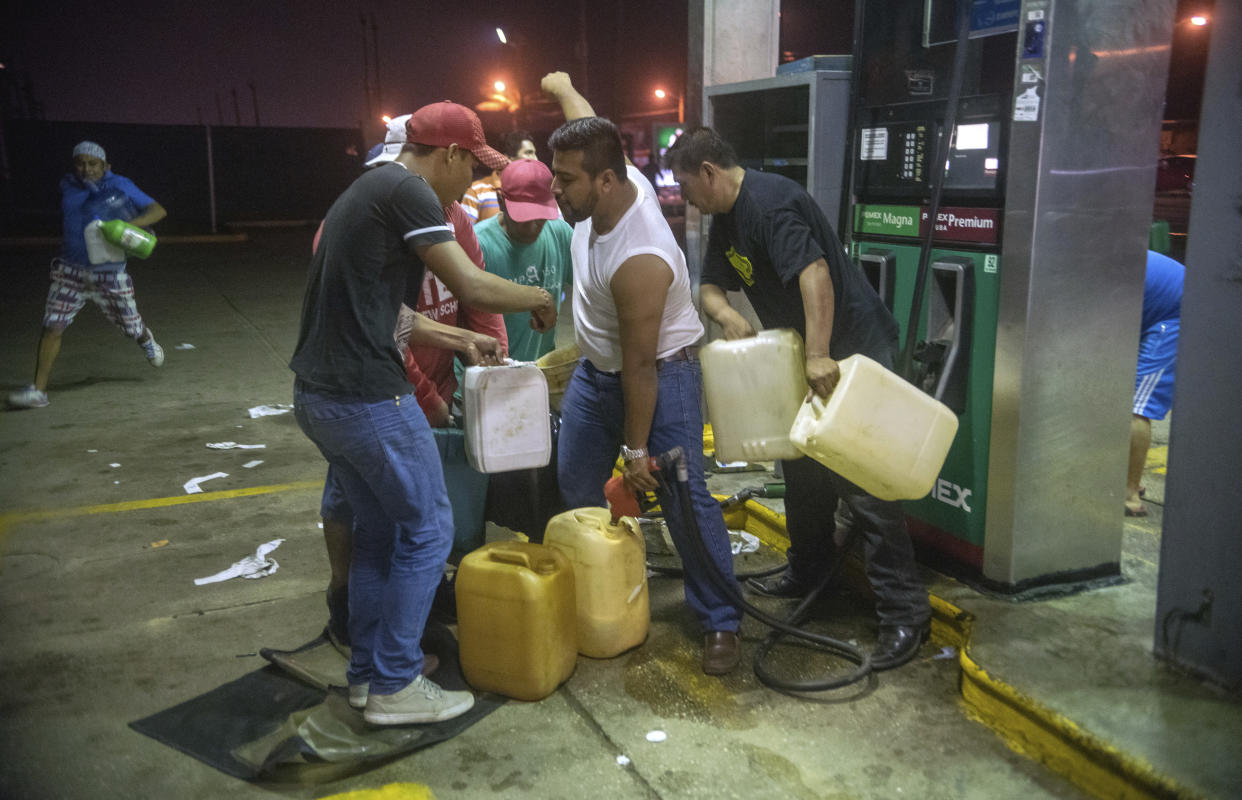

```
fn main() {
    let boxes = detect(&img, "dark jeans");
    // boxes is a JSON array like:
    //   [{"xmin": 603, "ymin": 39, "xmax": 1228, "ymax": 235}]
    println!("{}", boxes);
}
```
[
  {"xmin": 557, "ymin": 358, "xmax": 741, "ymax": 633},
  {"xmin": 781, "ymin": 455, "xmax": 931, "ymax": 627}
]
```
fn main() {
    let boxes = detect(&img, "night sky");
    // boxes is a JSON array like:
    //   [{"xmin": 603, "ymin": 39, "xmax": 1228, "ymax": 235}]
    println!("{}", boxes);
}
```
[
  {"xmin": 2, "ymin": 0, "xmax": 688, "ymax": 130},
  {"xmin": 2, "ymin": 0, "xmax": 1208, "ymax": 130}
]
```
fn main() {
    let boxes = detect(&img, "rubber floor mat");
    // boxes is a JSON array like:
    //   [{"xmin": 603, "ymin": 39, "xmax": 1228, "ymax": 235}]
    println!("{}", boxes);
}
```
[{"xmin": 129, "ymin": 623, "xmax": 504, "ymax": 782}]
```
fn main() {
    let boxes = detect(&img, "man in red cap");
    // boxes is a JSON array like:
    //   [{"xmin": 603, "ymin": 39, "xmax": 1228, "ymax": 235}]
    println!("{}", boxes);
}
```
[
  {"xmin": 474, "ymin": 158, "xmax": 574, "ymax": 362},
  {"xmin": 291, "ymin": 101, "xmax": 555, "ymax": 726}
]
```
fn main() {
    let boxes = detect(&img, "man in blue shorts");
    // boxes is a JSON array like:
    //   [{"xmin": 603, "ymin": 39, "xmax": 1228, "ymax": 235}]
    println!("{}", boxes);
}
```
[
  {"xmin": 8, "ymin": 141, "xmax": 166, "ymax": 409},
  {"xmin": 1127, "ymin": 250, "xmax": 1184, "ymax": 517}
]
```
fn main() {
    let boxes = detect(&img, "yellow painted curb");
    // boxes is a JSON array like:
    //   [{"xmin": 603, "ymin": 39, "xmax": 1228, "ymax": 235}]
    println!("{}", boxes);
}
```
[
  {"xmin": 723, "ymin": 498, "xmax": 1198, "ymax": 800},
  {"xmin": 930, "ymin": 593, "xmax": 1200, "ymax": 800}
]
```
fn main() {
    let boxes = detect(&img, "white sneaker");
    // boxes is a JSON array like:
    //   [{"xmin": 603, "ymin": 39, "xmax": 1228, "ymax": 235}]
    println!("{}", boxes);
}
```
[
  {"xmin": 363, "ymin": 674, "xmax": 474, "ymax": 725},
  {"xmin": 8, "ymin": 385, "xmax": 49, "ymax": 409},
  {"xmin": 141, "ymin": 332, "xmax": 164, "ymax": 367}
]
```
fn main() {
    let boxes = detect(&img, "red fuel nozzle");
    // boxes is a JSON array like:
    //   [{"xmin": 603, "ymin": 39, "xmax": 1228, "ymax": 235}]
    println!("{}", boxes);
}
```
[{"xmin": 604, "ymin": 458, "xmax": 659, "ymax": 524}]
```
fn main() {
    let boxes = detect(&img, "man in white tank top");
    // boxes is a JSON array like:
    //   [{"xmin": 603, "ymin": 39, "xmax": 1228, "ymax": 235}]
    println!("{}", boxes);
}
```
[{"xmin": 543, "ymin": 71, "xmax": 743, "ymax": 675}]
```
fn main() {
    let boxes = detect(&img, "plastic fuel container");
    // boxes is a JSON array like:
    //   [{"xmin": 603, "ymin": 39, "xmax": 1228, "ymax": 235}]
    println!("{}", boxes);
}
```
[
  {"xmin": 789, "ymin": 354, "xmax": 958, "ymax": 501},
  {"xmin": 544, "ymin": 508, "xmax": 649, "ymax": 658},
  {"xmin": 700, "ymin": 329, "xmax": 808, "ymax": 462},
  {"xmin": 83, "ymin": 220, "xmax": 126, "ymax": 264},
  {"xmin": 432, "ymin": 427, "xmax": 489, "ymax": 555},
  {"xmin": 456, "ymin": 541, "xmax": 577, "ymax": 701},
  {"xmin": 99, "ymin": 219, "xmax": 157, "ymax": 259},
  {"xmin": 462, "ymin": 362, "xmax": 551, "ymax": 473}
]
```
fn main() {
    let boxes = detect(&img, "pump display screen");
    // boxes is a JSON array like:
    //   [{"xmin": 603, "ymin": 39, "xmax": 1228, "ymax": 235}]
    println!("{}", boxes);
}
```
[
  {"xmin": 944, "ymin": 121, "xmax": 1001, "ymax": 191},
  {"xmin": 855, "ymin": 114, "xmax": 1004, "ymax": 200}
]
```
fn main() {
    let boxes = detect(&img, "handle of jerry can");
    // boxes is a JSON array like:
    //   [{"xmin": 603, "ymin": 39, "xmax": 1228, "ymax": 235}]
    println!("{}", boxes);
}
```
[{"xmin": 488, "ymin": 548, "xmax": 532, "ymax": 569}]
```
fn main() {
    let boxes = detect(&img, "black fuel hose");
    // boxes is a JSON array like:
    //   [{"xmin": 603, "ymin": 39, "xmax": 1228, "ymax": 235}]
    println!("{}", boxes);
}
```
[
  {"xmin": 896, "ymin": 0, "xmax": 973, "ymax": 380},
  {"xmin": 651, "ymin": 447, "xmax": 872, "ymax": 692},
  {"xmin": 643, "ymin": 487, "xmax": 788, "ymax": 580}
]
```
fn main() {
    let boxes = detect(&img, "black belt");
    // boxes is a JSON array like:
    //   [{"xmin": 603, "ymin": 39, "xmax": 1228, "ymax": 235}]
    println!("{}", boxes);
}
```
[{"xmin": 656, "ymin": 346, "xmax": 699, "ymax": 366}]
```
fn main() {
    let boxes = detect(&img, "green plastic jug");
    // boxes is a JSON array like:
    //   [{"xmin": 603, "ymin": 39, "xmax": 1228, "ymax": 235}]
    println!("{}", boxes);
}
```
[{"xmin": 99, "ymin": 219, "xmax": 157, "ymax": 259}]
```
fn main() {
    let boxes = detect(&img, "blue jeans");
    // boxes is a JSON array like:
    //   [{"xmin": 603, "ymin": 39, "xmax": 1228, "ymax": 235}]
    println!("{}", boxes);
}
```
[
  {"xmin": 294, "ymin": 382, "xmax": 454, "ymax": 694},
  {"xmin": 557, "ymin": 358, "xmax": 741, "ymax": 633}
]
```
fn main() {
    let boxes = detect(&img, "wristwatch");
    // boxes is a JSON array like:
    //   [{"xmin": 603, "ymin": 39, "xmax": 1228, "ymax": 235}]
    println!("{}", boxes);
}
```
[{"xmin": 620, "ymin": 445, "xmax": 648, "ymax": 464}]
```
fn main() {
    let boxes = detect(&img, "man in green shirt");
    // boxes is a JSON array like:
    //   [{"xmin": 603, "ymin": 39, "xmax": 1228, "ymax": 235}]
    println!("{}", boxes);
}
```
[{"xmin": 474, "ymin": 159, "xmax": 573, "ymax": 361}]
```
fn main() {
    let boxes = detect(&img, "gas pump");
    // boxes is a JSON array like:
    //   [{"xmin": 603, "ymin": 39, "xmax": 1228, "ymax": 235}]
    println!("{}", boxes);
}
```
[{"xmin": 847, "ymin": 0, "xmax": 1018, "ymax": 575}]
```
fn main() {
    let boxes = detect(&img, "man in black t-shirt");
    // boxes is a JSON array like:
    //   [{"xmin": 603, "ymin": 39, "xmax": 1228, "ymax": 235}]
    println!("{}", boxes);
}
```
[
  {"xmin": 667, "ymin": 127, "xmax": 931, "ymax": 671},
  {"xmin": 291, "ymin": 102, "xmax": 556, "ymax": 725}
]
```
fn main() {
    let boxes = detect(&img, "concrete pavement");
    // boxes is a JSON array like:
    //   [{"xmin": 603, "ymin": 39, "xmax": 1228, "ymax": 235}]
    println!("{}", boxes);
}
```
[{"xmin": 1, "ymin": 230, "xmax": 1232, "ymax": 799}]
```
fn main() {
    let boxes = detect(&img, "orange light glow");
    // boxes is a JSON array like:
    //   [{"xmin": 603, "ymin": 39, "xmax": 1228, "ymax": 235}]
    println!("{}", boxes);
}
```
[
  {"xmin": 1190, "ymin": 15, "xmax": 1207, "ymax": 26},
  {"xmin": 654, "ymin": 89, "xmax": 667, "ymax": 100},
  {"xmin": 381, "ymin": 115, "xmax": 392, "ymax": 123},
  {"xmin": 494, "ymin": 81, "xmax": 506, "ymax": 92}
]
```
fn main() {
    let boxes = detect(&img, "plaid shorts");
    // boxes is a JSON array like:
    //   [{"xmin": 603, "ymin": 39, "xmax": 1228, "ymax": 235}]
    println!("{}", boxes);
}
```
[{"xmin": 43, "ymin": 259, "xmax": 145, "ymax": 338}]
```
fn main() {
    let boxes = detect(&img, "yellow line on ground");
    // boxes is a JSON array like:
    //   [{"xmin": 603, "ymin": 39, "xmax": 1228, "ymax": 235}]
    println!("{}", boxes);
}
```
[{"xmin": 0, "ymin": 480, "xmax": 320, "ymax": 530}]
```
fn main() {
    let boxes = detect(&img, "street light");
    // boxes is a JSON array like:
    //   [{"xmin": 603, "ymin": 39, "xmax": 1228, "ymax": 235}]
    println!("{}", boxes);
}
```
[
  {"xmin": 496, "ymin": 27, "xmax": 508, "ymax": 44},
  {"xmin": 1189, "ymin": 15, "xmax": 1207, "ymax": 26},
  {"xmin": 494, "ymin": 81, "xmax": 506, "ymax": 93},
  {"xmin": 653, "ymin": 88, "xmax": 684, "ymax": 123}
]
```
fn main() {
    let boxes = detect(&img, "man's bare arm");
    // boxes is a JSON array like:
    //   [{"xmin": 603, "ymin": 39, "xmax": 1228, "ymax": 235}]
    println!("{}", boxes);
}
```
[
  {"xmin": 612, "ymin": 254, "xmax": 672, "ymax": 493},
  {"xmin": 416, "ymin": 239, "xmax": 556, "ymax": 331},
  {"xmin": 799, "ymin": 258, "xmax": 839, "ymax": 397},
  {"xmin": 700, "ymin": 283, "xmax": 756, "ymax": 340},
  {"xmin": 541, "ymin": 71, "xmax": 596, "ymax": 120}
]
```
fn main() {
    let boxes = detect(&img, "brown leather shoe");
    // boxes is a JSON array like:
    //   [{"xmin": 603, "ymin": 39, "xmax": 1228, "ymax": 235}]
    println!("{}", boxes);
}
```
[{"xmin": 702, "ymin": 631, "xmax": 741, "ymax": 675}]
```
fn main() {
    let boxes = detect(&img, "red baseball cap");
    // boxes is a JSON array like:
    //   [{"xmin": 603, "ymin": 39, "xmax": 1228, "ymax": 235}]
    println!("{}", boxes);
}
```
[
  {"xmin": 406, "ymin": 102, "xmax": 509, "ymax": 171},
  {"xmin": 499, "ymin": 159, "xmax": 559, "ymax": 222}
]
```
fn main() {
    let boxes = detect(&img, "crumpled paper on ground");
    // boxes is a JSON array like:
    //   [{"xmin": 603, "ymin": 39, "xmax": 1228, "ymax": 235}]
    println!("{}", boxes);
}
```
[
  {"xmin": 206, "ymin": 441, "xmax": 266, "ymax": 450},
  {"xmin": 728, "ymin": 529, "xmax": 760, "ymax": 555},
  {"xmin": 249, "ymin": 404, "xmax": 293, "ymax": 418},
  {"xmin": 183, "ymin": 472, "xmax": 228, "ymax": 494},
  {"xmin": 194, "ymin": 538, "xmax": 285, "ymax": 585}
]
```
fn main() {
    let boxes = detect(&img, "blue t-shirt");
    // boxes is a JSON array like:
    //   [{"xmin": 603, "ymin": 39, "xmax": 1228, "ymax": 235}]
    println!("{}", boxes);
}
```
[
  {"xmin": 60, "ymin": 171, "xmax": 155, "ymax": 270},
  {"xmin": 1142, "ymin": 250, "xmax": 1184, "ymax": 330}
]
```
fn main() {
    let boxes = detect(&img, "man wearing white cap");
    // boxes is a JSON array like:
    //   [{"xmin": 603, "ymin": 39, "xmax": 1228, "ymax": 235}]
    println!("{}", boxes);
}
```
[
  {"xmin": 8, "ymin": 141, "xmax": 167, "ymax": 409},
  {"xmin": 291, "ymin": 101, "xmax": 555, "ymax": 726},
  {"xmin": 474, "ymin": 158, "xmax": 574, "ymax": 362}
]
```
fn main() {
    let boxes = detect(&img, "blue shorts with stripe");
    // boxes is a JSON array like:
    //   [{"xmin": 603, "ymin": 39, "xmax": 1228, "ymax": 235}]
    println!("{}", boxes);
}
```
[{"xmin": 1134, "ymin": 319, "xmax": 1178, "ymax": 420}]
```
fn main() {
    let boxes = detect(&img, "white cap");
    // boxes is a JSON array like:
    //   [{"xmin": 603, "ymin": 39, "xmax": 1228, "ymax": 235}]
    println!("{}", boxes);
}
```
[{"xmin": 365, "ymin": 114, "xmax": 412, "ymax": 166}]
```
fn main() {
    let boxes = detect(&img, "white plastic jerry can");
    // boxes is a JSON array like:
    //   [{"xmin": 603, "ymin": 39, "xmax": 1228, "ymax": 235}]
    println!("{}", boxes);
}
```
[
  {"xmin": 700, "ymin": 329, "xmax": 808, "ymax": 462},
  {"xmin": 788, "ymin": 354, "xmax": 959, "ymax": 501},
  {"xmin": 83, "ymin": 220, "xmax": 126, "ymax": 265},
  {"xmin": 462, "ymin": 361, "xmax": 551, "ymax": 473}
]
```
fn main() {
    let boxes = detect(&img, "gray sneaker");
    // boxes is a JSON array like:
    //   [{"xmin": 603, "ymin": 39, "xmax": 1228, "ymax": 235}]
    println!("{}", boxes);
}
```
[
  {"xmin": 141, "ymin": 332, "xmax": 165, "ymax": 367},
  {"xmin": 363, "ymin": 674, "xmax": 474, "ymax": 725},
  {"xmin": 347, "ymin": 655, "xmax": 441, "ymax": 710},
  {"xmin": 8, "ymin": 385, "xmax": 49, "ymax": 409}
]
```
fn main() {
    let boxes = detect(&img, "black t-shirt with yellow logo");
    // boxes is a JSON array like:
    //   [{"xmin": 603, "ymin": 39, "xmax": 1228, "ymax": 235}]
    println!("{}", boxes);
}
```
[{"xmin": 702, "ymin": 169, "xmax": 898, "ymax": 362}]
